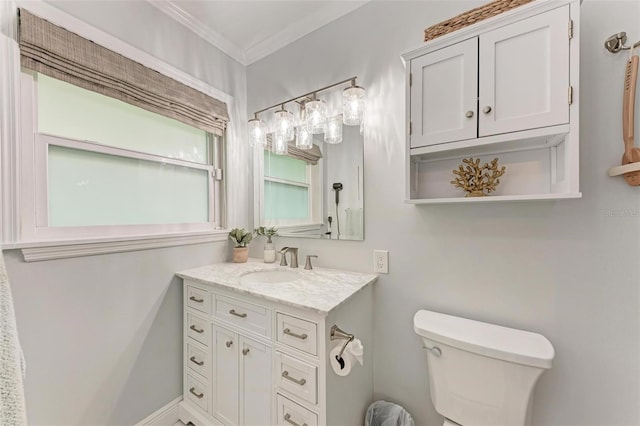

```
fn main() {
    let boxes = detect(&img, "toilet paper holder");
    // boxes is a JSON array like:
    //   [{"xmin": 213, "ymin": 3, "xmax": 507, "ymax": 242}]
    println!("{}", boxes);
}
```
[{"xmin": 330, "ymin": 324, "xmax": 355, "ymax": 367}]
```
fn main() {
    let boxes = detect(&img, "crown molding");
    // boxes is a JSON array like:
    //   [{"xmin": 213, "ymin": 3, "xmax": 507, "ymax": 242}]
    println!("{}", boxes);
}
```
[
  {"xmin": 147, "ymin": 0, "xmax": 368, "ymax": 66},
  {"xmin": 244, "ymin": 1, "xmax": 368, "ymax": 64},
  {"xmin": 147, "ymin": 0, "xmax": 247, "ymax": 65}
]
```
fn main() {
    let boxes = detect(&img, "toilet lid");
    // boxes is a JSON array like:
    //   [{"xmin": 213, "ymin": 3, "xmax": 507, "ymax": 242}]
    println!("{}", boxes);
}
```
[{"xmin": 443, "ymin": 418, "xmax": 462, "ymax": 426}]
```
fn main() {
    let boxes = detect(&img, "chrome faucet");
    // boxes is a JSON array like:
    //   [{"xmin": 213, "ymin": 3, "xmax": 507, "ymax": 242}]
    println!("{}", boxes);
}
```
[{"xmin": 279, "ymin": 247, "xmax": 299, "ymax": 268}]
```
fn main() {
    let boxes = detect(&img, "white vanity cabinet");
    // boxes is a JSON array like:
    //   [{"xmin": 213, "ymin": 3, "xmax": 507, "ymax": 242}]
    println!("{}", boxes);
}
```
[
  {"xmin": 210, "ymin": 325, "xmax": 272, "ymax": 426},
  {"xmin": 404, "ymin": 0, "xmax": 580, "ymax": 203},
  {"xmin": 176, "ymin": 263, "xmax": 376, "ymax": 426}
]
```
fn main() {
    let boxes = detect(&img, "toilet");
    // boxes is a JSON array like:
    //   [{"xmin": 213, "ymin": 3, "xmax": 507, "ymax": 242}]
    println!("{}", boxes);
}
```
[{"xmin": 413, "ymin": 310, "xmax": 554, "ymax": 426}]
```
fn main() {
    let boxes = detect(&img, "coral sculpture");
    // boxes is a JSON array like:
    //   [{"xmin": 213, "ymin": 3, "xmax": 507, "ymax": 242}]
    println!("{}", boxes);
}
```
[{"xmin": 451, "ymin": 157, "xmax": 506, "ymax": 197}]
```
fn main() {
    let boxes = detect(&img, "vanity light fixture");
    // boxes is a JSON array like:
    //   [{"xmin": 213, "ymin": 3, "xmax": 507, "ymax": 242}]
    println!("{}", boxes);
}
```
[
  {"xmin": 296, "ymin": 105, "xmax": 313, "ymax": 149},
  {"xmin": 325, "ymin": 114, "xmax": 343, "ymax": 144},
  {"xmin": 273, "ymin": 133, "xmax": 288, "ymax": 155},
  {"xmin": 305, "ymin": 94, "xmax": 327, "ymax": 135},
  {"xmin": 343, "ymin": 80, "xmax": 366, "ymax": 126},
  {"xmin": 273, "ymin": 105, "xmax": 295, "ymax": 142},
  {"xmin": 248, "ymin": 113, "xmax": 267, "ymax": 147},
  {"xmin": 248, "ymin": 76, "xmax": 365, "ymax": 150}
]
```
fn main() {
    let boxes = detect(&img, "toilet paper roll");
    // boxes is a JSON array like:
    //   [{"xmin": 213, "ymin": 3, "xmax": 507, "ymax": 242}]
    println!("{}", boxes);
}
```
[
  {"xmin": 330, "ymin": 345, "xmax": 353, "ymax": 376},
  {"xmin": 350, "ymin": 338, "xmax": 364, "ymax": 366}
]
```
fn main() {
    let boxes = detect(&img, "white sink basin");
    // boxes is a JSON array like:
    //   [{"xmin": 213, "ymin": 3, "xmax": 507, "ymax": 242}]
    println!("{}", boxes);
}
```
[{"xmin": 240, "ymin": 270, "xmax": 300, "ymax": 284}]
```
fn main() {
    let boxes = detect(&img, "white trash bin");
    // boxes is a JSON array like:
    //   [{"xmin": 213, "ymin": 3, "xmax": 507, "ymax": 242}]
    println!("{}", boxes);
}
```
[{"xmin": 365, "ymin": 400, "xmax": 415, "ymax": 426}]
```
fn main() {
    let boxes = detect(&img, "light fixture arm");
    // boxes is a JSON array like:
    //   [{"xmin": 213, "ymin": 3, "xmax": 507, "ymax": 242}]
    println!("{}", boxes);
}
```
[{"xmin": 252, "ymin": 76, "xmax": 358, "ymax": 117}]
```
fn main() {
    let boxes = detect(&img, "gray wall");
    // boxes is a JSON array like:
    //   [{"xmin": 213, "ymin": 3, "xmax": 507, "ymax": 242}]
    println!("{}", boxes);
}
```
[
  {"xmin": 3, "ymin": 1, "xmax": 250, "ymax": 424},
  {"xmin": 248, "ymin": 1, "xmax": 640, "ymax": 425}
]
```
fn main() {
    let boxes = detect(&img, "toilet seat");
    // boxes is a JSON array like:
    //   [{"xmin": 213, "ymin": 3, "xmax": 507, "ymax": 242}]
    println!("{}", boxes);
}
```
[{"xmin": 443, "ymin": 418, "xmax": 462, "ymax": 426}]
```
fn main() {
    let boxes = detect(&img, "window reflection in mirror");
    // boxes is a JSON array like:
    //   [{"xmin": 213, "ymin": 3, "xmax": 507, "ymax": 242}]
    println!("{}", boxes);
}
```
[{"xmin": 256, "ymin": 125, "xmax": 363, "ymax": 241}]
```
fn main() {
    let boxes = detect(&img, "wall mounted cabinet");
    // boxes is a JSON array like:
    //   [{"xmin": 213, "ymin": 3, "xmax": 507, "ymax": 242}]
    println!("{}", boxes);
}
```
[{"xmin": 404, "ymin": 0, "xmax": 580, "ymax": 203}]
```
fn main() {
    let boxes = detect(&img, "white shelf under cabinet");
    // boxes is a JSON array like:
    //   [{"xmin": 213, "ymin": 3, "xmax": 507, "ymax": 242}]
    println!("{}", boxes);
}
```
[
  {"xmin": 403, "ymin": 0, "xmax": 580, "ymax": 204},
  {"xmin": 406, "ymin": 192, "xmax": 582, "ymax": 205}
]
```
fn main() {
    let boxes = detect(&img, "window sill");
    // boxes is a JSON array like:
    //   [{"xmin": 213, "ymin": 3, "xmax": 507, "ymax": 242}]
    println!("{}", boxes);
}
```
[{"xmin": 3, "ymin": 230, "xmax": 229, "ymax": 262}]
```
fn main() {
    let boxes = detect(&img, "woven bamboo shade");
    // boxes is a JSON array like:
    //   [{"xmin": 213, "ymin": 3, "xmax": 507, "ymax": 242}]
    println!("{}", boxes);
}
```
[{"xmin": 424, "ymin": 0, "xmax": 535, "ymax": 42}]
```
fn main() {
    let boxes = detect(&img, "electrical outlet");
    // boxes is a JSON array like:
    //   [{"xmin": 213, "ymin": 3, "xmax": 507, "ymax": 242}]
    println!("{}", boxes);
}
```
[{"xmin": 373, "ymin": 250, "xmax": 389, "ymax": 274}]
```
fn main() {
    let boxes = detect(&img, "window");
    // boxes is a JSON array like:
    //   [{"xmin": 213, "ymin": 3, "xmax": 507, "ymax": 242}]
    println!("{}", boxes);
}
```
[
  {"xmin": 260, "ymin": 149, "xmax": 322, "ymax": 228},
  {"xmin": 19, "ymin": 71, "xmax": 224, "ymax": 242}
]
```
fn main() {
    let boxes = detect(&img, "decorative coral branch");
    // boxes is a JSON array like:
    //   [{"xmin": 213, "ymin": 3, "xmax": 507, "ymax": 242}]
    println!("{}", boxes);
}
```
[{"xmin": 450, "ymin": 157, "xmax": 506, "ymax": 197}]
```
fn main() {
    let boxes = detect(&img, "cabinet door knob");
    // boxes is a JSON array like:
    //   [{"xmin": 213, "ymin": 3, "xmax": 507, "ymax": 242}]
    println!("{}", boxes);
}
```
[
  {"xmin": 242, "ymin": 348, "xmax": 250, "ymax": 356},
  {"xmin": 226, "ymin": 340, "xmax": 233, "ymax": 348},
  {"xmin": 483, "ymin": 106, "xmax": 492, "ymax": 114},
  {"xmin": 465, "ymin": 110, "xmax": 474, "ymax": 118}
]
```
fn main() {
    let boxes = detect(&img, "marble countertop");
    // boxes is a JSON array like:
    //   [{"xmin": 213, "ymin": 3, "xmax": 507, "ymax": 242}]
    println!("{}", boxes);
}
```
[{"xmin": 176, "ymin": 259, "xmax": 377, "ymax": 315}]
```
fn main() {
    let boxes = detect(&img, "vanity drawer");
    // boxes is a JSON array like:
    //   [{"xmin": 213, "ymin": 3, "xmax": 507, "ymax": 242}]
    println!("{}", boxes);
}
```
[
  {"xmin": 215, "ymin": 295, "xmax": 272, "ymax": 338},
  {"xmin": 276, "ymin": 394, "xmax": 318, "ymax": 426},
  {"xmin": 277, "ymin": 313, "xmax": 317, "ymax": 356},
  {"xmin": 186, "ymin": 312, "xmax": 210, "ymax": 347},
  {"xmin": 187, "ymin": 342, "xmax": 210, "ymax": 380},
  {"xmin": 186, "ymin": 285, "xmax": 211, "ymax": 314},
  {"xmin": 186, "ymin": 374, "xmax": 209, "ymax": 413},
  {"xmin": 275, "ymin": 352, "xmax": 317, "ymax": 404}
]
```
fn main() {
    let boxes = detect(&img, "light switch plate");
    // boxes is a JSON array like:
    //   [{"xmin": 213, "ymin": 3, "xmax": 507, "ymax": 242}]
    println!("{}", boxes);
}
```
[{"xmin": 373, "ymin": 250, "xmax": 389, "ymax": 274}]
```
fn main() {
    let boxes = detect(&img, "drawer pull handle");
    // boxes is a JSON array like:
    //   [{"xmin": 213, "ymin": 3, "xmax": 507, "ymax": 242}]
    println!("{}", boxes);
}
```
[
  {"xmin": 242, "ymin": 348, "xmax": 250, "ymax": 356},
  {"xmin": 189, "ymin": 325, "xmax": 204, "ymax": 334},
  {"xmin": 189, "ymin": 356, "xmax": 204, "ymax": 366},
  {"xmin": 284, "ymin": 413, "xmax": 307, "ymax": 426},
  {"xmin": 229, "ymin": 309, "xmax": 247, "ymax": 318},
  {"xmin": 283, "ymin": 328, "xmax": 308, "ymax": 340},
  {"xmin": 189, "ymin": 296, "xmax": 204, "ymax": 303},
  {"xmin": 282, "ymin": 370, "xmax": 306, "ymax": 386},
  {"xmin": 226, "ymin": 340, "xmax": 233, "ymax": 348},
  {"xmin": 189, "ymin": 387, "xmax": 204, "ymax": 399}
]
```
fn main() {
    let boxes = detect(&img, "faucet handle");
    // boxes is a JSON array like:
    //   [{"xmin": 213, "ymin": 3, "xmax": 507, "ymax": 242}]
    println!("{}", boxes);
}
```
[
  {"xmin": 304, "ymin": 255, "xmax": 318, "ymax": 270},
  {"xmin": 279, "ymin": 247, "xmax": 289, "ymax": 266}
]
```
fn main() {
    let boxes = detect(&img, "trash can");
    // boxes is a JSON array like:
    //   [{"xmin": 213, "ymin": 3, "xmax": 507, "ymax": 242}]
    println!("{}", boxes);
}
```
[{"xmin": 365, "ymin": 400, "xmax": 415, "ymax": 426}]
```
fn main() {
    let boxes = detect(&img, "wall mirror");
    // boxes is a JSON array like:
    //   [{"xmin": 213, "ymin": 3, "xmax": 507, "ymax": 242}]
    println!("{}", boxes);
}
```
[{"xmin": 254, "ymin": 125, "xmax": 364, "ymax": 240}]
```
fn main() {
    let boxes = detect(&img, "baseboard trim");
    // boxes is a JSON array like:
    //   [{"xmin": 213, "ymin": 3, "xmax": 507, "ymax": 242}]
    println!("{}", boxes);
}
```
[{"xmin": 134, "ymin": 396, "xmax": 182, "ymax": 426}]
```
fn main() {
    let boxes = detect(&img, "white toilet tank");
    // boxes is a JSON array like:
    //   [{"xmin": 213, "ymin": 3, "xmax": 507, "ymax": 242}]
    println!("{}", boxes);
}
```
[{"xmin": 413, "ymin": 310, "xmax": 554, "ymax": 426}]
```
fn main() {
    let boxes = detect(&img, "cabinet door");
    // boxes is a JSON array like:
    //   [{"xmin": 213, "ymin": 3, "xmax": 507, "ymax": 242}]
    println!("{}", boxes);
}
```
[
  {"xmin": 478, "ymin": 5, "xmax": 569, "ymax": 137},
  {"xmin": 410, "ymin": 37, "xmax": 478, "ymax": 148},
  {"xmin": 240, "ymin": 337, "xmax": 271, "ymax": 426},
  {"xmin": 214, "ymin": 325, "xmax": 239, "ymax": 425}
]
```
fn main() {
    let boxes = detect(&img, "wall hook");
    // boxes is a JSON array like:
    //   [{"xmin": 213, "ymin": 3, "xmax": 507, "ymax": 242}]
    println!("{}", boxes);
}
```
[{"xmin": 604, "ymin": 31, "xmax": 640, "ymax": 54}]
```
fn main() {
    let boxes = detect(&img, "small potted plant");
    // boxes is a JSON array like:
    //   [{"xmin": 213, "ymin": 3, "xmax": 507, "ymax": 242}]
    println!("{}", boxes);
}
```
[
  {"xmin": 255, "ymin": 226, "xmax": 278, "ymax": 263},
  {"xmin": 228, "ymin": 228, "xmax": 253, "ymax": 263}
]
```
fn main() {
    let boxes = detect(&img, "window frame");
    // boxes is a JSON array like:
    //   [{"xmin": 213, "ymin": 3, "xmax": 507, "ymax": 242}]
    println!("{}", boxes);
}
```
[
  {"xmin": 255, "ymin": 146, "xmax": 324, "ymax": 230},
  {"xmin": 19, "ymin": 69, "xmax": 223, "ymax": 243},
  {"xmin": 1, "ymin": 1, "xmax": 238, "ymax": 260}
]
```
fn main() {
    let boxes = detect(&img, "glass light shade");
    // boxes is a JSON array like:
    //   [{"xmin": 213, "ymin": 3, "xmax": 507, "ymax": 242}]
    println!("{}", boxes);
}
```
[
  {"xmin": 305, "ymin": 100, "xmax": 327, "ymax": 134},
  {"xmin": 273, "ymin": 108, "xmax": 295, "ymax": 142},
  {"xmin": 324, "ymin": 115, "xmax": 343, "ymax": 144},
  {"xmin": 296, "ymin": 125, "xmax": 312, "ymax": 149},
  {"xmin": 273, "ymin": 133, "xmax": 288, "ymax": 155},
  {"xmin": 248, "ymin": 118, "xmax": 267, "ymax": 147},
  {"xmin": 343, "ymin": 86, "xmax": 366, "ymax": 126}
]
